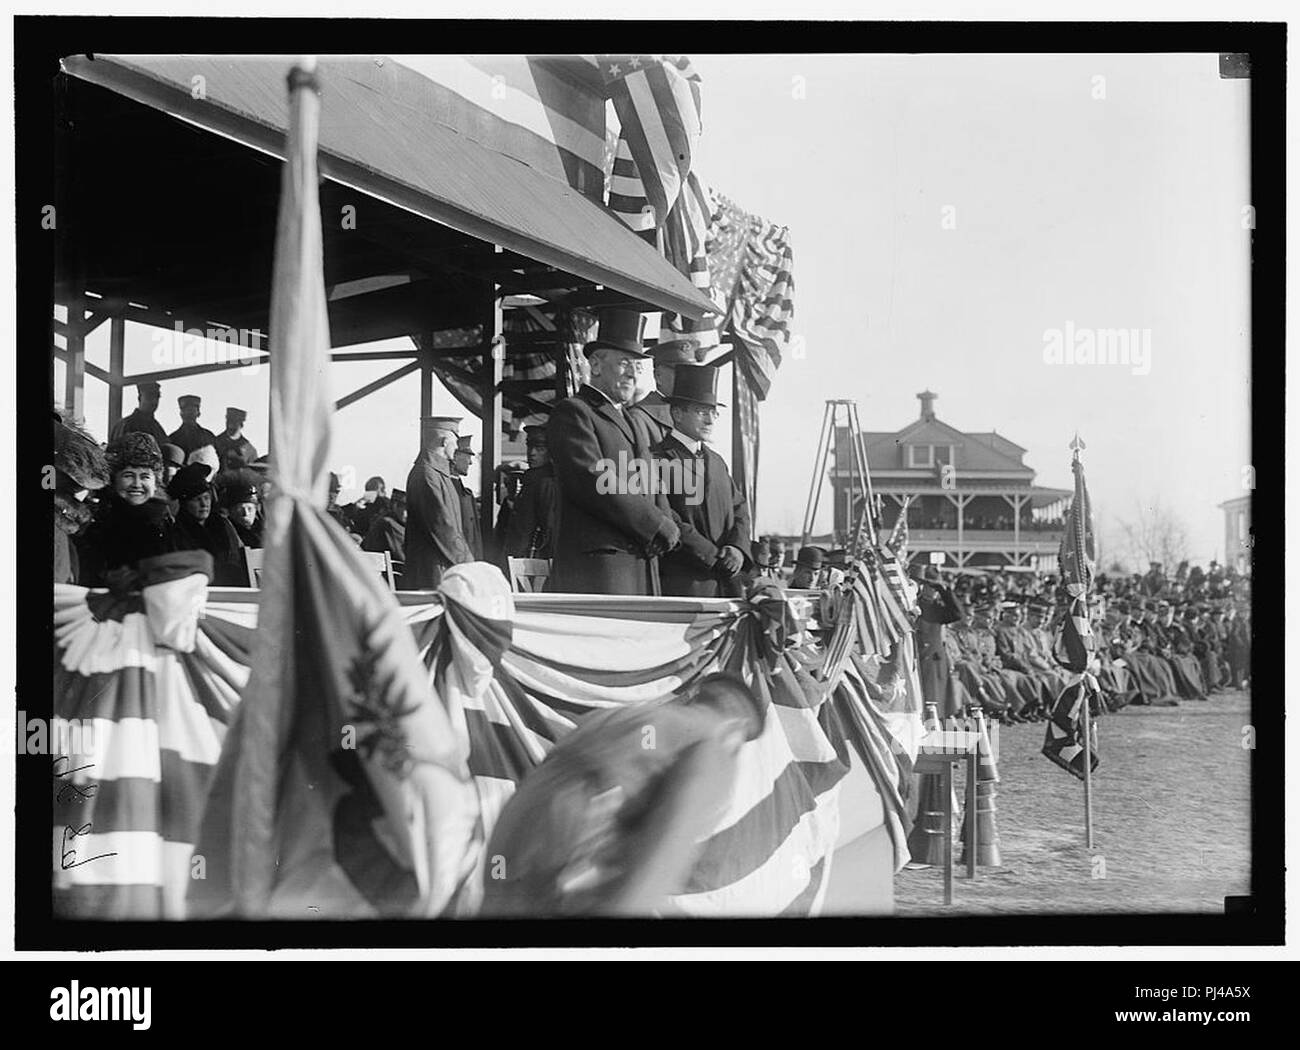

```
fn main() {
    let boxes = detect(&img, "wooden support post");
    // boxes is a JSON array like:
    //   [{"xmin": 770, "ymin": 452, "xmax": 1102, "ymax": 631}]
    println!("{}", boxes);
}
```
[
  {"xmin": 419, "ymin": 336, "xmax": 434, "ymax": 419},
  {"xmin": 63, "ymin": 291, "xmax": 86, "ymax": 422},
  {"xmin": 479, "ymin": 281, "xmax": 504, "ymax": 537},
  {"xmin": 107, "ymin": 313, "xmax": 126, "ymax": 431}
]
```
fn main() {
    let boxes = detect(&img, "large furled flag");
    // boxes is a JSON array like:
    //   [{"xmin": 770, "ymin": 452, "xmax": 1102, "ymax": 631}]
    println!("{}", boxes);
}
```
[
  {"xmin": 189, "ymin": 59, "xmax": 480, "ymax": 919},
  {"xmin": 599, "ymin": 54, "xmax": 703, "ymax": 229},
  {"xmin": 1042, "ymin": 440, "xmax": 1101, "ymax": 780}
]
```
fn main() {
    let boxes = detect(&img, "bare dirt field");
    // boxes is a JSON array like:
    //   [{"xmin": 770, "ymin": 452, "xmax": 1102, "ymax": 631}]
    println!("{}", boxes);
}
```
[{"xmin": 894, "ymin": 689, "xmax": 1253, "ymax": 915}]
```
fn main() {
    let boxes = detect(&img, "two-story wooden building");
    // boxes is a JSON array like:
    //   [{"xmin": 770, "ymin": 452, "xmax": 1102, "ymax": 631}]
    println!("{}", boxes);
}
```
[{"xmin": 831, "ymin": 390, "xmax": 1072, "ymax": 568}]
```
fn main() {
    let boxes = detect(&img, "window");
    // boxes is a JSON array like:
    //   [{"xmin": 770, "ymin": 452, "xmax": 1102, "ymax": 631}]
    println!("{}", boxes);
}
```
[{"xmin": 907, "ymin": 444, "xmax": 934, "ymax": 468}]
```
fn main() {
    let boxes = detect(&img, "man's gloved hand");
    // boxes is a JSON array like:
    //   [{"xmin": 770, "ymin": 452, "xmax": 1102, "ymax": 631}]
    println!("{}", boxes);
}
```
[
  {"xmin": 714, "ymin": 545, "xmax": 744, "ymax": 576},
  {"xmin": 648, "ymin": 516, "xmax": 681, "ymax": 557}
]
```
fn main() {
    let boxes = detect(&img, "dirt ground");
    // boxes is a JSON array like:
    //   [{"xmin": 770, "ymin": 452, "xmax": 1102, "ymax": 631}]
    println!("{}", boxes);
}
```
[{"xmin": 894, "ymin": 689, "xmax": 1253, "ymax": 915}]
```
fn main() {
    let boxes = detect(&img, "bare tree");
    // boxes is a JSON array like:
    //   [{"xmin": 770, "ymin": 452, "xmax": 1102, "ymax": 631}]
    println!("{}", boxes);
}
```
[{"xmin": 1116, "ymin": 499, "xmax": 1190, "ymax": 572}]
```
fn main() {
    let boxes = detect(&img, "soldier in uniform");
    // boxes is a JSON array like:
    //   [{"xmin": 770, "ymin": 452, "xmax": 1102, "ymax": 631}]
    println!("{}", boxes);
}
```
[
  {"xmin": 948, "ymin": 605, "xmax": 1009, "ymax": 718},
  {"xmin": 167, "ymin": 394, "xmax": 219, "ymax": 457},
  {"xmin": 213, "ymin": 407, "xmax": 259, "ymax": 474},
  {"xmin": 1124, "ymin": 601, "xmax": 1182, "ymax": 706},
  {"xmin": 1153, "ymin": 600, "xmax": 1207, "ymax": 700},
  {"xmin": 910, "ymin": 565, "xmax": 966, "ymax": 721},
  {"xmin": 404, "ymin": 416, "xmax": 476, "ymax": 589},
  {"xmin": 650, "ymin": 364, "xmax": 752, "ymax": 598},
  {"xmin": 506, "ymin": 424, "xmax": 559, "ymax": 559},
  {"xmin": 992, "ymin": 602, "xmax": 1051, "ymax": 719},
  {"xmin": 631, "ymin": 335, "xmax": 698, "ymax": 446},
  {"xmin": 451, "ymin": 435, "xmax": 484, "ymax": 560},
  {"xmin": 109, "ymin": 381, "xmax": 169, "ymax": 445},
  {"xmin": 546, "ymin": 309, "xmax": 680, "ymax": 595}
]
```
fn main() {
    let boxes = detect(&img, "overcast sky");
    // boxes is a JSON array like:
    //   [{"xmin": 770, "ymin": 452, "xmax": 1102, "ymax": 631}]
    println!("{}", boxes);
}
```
[{"xmin": 69, "ymin": 52, "xmax": 1250, "ymax": 566}]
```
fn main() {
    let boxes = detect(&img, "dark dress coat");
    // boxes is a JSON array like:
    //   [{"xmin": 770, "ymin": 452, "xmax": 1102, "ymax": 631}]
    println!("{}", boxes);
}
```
[
  {"xmin": 173, "ymin": 508, "xmax": 246, "ymax": 586},
  {"xmin": 915, "ymin": 584, "xmax": 964, "ymax": 716},
  {"xmin": 505, "ymin": 464, "xmax": 560, "ymax": 559},
  {"xmin": 650, "ymin": 433, "xmax": 752, "ymax": 598},
  {"xmin": 546, "ymin": 385, "xmax": 677, "ymax": 595},
  {"xmin": 404, "ymin": 454, "xmax": 474, "ymax": 589},
  {"xmin": 167, "ymin": 421, "xmax": 219, "ymax": 457},
  {"xmin": 77, "ymin": 493, "xmax": 181, "ymax": 587},
  {"xmin": 453, "ymin": 477, "xmax": 484, "ymax": 560}
]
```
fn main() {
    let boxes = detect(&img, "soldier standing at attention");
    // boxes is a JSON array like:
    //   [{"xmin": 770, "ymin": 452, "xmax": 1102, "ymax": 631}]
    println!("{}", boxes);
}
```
[
  {"xmin": 452, "ymin": 435, "xmax": 484, "ymax": 560},
  {"xmin": 213, "ymin": 406, "xmax": 259, "ymax": 473},
  {"xmin": 109, "ymin": 381, "xmax": 169, "ymax": 445},
  {"xmin": 167, "ymin": 394, "xmax": 219, "ymax": 457},
  {"xmin": 404, "ymin": 416, "xmax": 476, "ymax": 589}
]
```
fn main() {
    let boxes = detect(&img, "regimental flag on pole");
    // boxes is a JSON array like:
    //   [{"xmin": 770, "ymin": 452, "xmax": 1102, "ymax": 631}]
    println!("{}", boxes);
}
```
[
  {"xmin": 190, "ymin": 58, "xmax": 480, "ymax": 919},
  {"xmin": 1042, "ymin": 436, "xmax": 1101, "ymax": 780}
]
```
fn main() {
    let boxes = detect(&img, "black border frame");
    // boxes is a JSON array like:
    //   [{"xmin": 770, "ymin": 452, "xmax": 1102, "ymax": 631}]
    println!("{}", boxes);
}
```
[{"xmin": 14, "ymin": 15, "xmax": 1284, "ymax": 950}]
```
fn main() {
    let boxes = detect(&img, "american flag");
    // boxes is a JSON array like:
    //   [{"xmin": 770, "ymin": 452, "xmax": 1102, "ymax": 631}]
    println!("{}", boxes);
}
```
[
  {"xmin": 665, "ymin": 191, "xmax": 795, "ymax": 401},
  {"xmin": 599, "ymin": 54, "xmax": 702, "ymax": 227}
]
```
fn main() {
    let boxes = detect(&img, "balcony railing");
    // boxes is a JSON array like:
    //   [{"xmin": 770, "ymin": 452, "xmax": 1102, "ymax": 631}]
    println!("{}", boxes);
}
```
[{"xmin": 904, "ymin": 528, "xmax": 1064, "ymax": 551}]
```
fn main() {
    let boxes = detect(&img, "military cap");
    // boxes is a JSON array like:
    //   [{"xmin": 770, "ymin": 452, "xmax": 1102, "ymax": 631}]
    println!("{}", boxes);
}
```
[
  {"xmin": 137, "ymin": 381, "xmax": 162, "ymax": 394},
  {"xmin": 455, "ymin": 435, "xmax": 476, "ymax": 454},
  {"xmin": 421, "ymin": 415, "xmax": 462, "ymax": 437},
  {"xmin": 524, "ymin": 424, "xmax": 548, "ymax": 448},
  {"xmin": 650, "ymin": 336, "xmax": 701, "ymax": 365},
  {"xmin": 223, "ymin": 483, "xmax": 259, "ymax": 507},
  {"xmin": 225, "ymin": 406, "xmax": 248, "ymax": 422},
  {"xmin": 178, "ymin": 394, "xmax": 201, "ymax": 407}
]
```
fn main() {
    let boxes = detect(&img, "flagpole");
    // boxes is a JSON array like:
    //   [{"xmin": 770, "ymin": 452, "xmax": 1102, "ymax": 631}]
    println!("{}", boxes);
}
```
[{"xmin": 1070, "ymin": 434, "xmax": 1095, "ymax": 850}]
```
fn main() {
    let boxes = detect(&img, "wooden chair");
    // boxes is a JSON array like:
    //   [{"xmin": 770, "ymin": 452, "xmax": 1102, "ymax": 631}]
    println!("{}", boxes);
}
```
[
  {"xmin": 242, "ymin": 547, "xmax": 394, "ymax": 591},
  {"xmin": 507, "ymin": 557, "xmax": 551, "ymax": 593},
  {"xmin": 359, "ymin": 549, "xmax": 396, "ymax": 591},
  {"xmin": 243, "ymin": 547, "xmax": 264, "ymax": 588}
]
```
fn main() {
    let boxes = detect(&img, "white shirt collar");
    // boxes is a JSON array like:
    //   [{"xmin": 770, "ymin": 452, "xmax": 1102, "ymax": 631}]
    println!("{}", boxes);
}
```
[{"xmin": 670, "ymin": 429, "xmax": 703, "ymax": 454}]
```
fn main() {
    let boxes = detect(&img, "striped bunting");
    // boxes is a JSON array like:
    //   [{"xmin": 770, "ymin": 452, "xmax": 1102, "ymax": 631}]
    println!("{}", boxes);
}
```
[
  {"xmin": 52, "ymin": 583, "xmax": 251, "ymax": 919},
  {"xmin": 198, "ymin": 583, "xmax": 912, "ymax": 916}
]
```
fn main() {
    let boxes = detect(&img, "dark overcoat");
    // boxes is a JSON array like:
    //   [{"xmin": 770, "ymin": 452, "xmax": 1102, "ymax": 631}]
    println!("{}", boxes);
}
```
[
  {"xmin": 546, "ymin": 386, "xmax": 676, "ymax": 595},
  {"xmin": 650, "ymin": 434, "xmax": 752, "ymax": 598},
  {"xmin": 404, "ymin": 455, "xmax": 474, "ymax": 589}
]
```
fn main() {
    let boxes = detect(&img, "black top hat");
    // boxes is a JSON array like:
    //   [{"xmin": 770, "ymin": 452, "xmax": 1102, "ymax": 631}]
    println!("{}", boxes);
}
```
[
  {"xmin": 584, "ymin": 308, "xmax": 649, "ymax": 358},
  {"xmin": 665, "ymin": 364, "xmax": 725, "ymax": 408}
]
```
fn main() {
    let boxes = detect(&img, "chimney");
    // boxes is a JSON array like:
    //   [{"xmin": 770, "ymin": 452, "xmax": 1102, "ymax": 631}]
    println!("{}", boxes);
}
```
[{"xmin": 917, "ymin": 389, "xmax": 937, "ymax": 422}]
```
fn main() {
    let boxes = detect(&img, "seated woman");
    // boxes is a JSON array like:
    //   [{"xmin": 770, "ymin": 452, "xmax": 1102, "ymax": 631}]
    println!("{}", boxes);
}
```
[
  {"xmin": 77, "ymin": 433, "xmax": 179, "ymax": 586},
  {"xmin": 168, "ymin": 463, "xmax": 247, "ymax": 586}
]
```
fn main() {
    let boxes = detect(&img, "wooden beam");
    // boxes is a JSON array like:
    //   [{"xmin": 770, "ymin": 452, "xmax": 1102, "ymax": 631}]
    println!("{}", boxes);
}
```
[
  {"xmin": 107, "ymin": 314, "xmax": 127, "ymax": 430},
  {"xmin": 480, "ymin": 278, "xmax": 504, "ymax": 538},
  {"xmin": 125, "ymin": 356, "xmax": 268, "ymax": 384},
  {"xmin": 334, "ymin": 359, "xmax": 420, "ymax": 412},
  {"xmin": 419, "ymin": 337, "xmax": 433, "ymax": 419},
  {"xmin": 330, "ymin": 349, "xmax": 419, "ymax": 363}
]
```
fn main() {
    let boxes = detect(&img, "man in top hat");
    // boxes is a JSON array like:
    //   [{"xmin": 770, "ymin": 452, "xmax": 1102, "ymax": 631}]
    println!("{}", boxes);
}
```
[
  {"xmin": 109, "ymin": 381, "xmax": 170, "ymax": 445},
  {"xmin": 451, "ymin": 436, "xmax": 484, "ymax": 560},
  {"xmin": 405, "ymin": 416, "xmax": 476, "ymax": 589},
  {"xmin": 506, "ymin": 424, "xmax": 559, "ymax": 560},
  {"xmin": 546, "ymin": 308, "xmax": 680, "ymax": 595},
  {"xmin": 649, "ymin": 363, "xmax": 752, "ymax": 598},
  {"xmin": 168, "ymin": 394, "xmax": 219, "ymax": 457},
  {"xmin": 213, "ymin": 406, "xmax": 259, "ymax": 474}
]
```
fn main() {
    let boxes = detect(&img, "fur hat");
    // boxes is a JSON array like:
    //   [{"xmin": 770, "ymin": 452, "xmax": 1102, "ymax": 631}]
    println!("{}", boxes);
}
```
[
  {"xmin": 53, "ymin": 409, "xmax": 109, "ymax": 490},
  {"xmin": 106, "ymin": 432, "xmax": 163, "ymax": 476}
]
